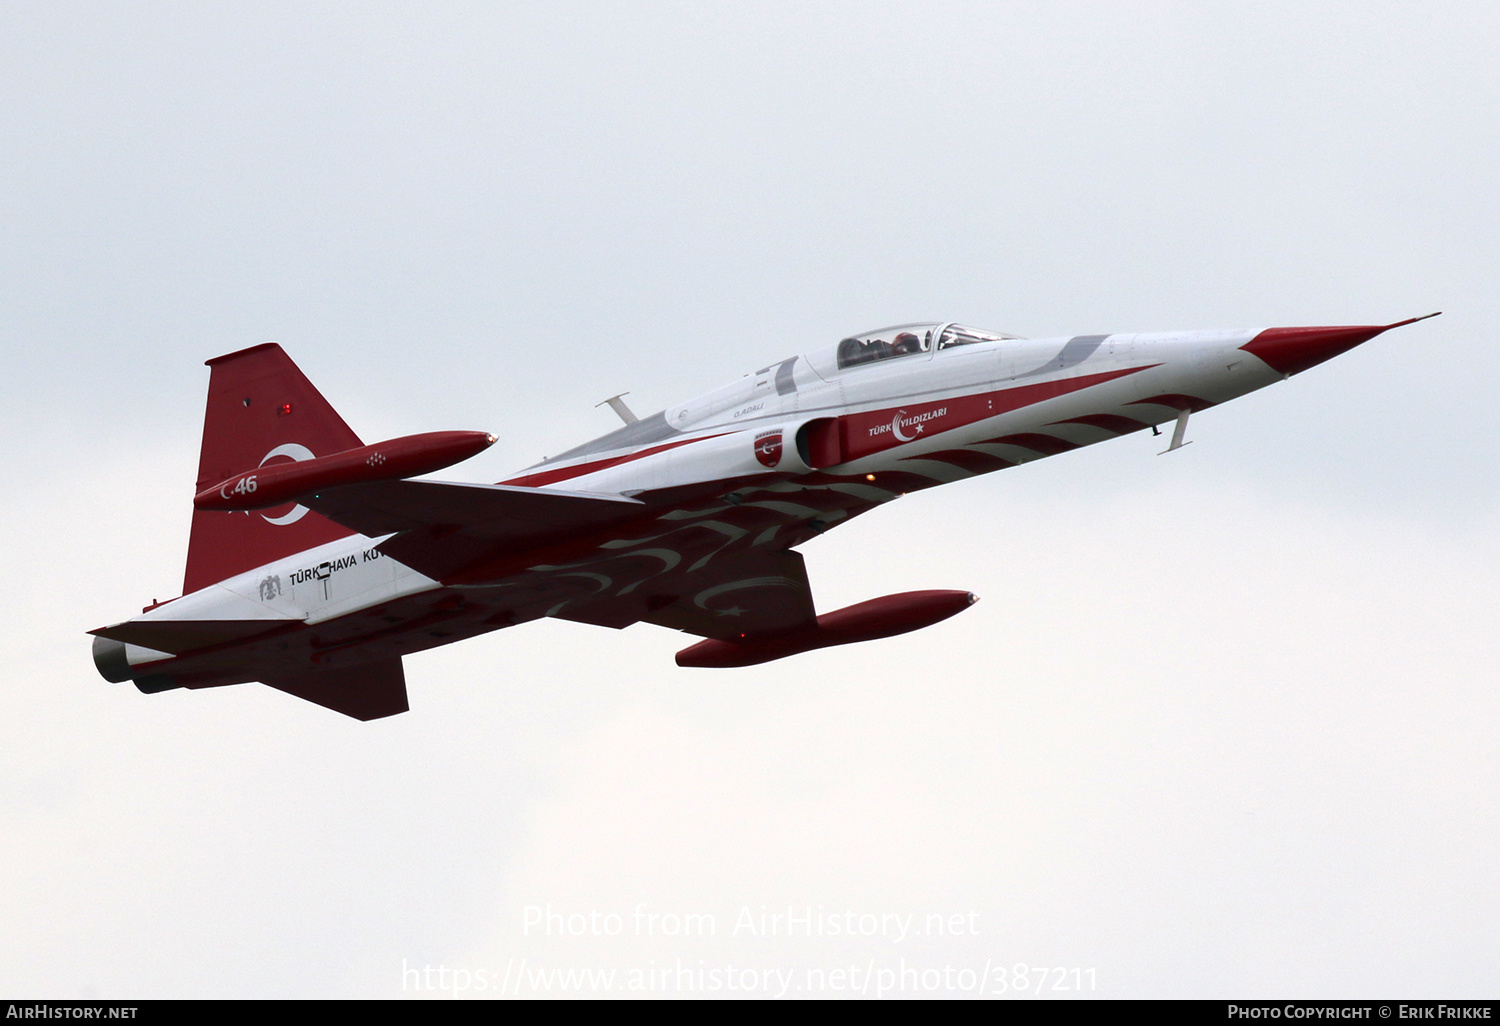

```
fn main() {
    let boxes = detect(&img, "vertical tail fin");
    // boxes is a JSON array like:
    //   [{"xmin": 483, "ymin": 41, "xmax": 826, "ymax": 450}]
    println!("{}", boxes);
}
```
[{"xmin": 184, "ymin": 343, "xmax": 364, "ymax": 594}]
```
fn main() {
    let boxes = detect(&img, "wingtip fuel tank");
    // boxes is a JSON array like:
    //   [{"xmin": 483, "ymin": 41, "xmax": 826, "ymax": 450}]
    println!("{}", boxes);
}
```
[{"xmin": 194, "ymin": 430, "xmax": 495, "ymax": 511}]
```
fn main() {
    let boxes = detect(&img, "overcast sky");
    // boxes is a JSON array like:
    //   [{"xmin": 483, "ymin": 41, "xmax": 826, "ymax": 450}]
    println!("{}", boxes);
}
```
[{"xmin": 2, "ymin": 1, "xmax": 1496, "ymax": 999}]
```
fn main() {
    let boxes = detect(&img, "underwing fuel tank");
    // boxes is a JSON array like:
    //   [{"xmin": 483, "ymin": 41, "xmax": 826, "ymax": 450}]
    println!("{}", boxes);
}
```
[
  {"xmin": 194, "ymin": 430, "xmax": 495, "ymax": 511},
  {"xmin": 675, "ymin": 590, "xmax": 977, "ymax": 668}
]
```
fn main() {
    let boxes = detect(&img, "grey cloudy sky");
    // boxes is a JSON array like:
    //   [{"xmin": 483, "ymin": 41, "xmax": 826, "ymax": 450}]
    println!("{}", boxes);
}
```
[{"xmin": 2, "ymin": 1, "xmax": 1496, "ymax": 998}]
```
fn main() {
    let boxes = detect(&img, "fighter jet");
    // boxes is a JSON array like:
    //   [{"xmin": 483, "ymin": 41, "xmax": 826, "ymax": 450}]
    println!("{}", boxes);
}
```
[{"xmin": 89, "ymin": 314, "xmax": 1438, "ymax": 719}]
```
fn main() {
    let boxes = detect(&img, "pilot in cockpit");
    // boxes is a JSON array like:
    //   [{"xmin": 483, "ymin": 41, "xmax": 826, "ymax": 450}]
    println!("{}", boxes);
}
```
[{"xmin": 891, "ymin": 331, "xmax": 922, "ymax": 356}]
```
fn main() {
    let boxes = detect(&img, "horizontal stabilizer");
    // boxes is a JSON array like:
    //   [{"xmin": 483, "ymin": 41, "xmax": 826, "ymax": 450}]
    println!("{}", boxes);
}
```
[
  {"xmin": 89, "ymin": 618, "xmax": 291, "ymax": 654},
  {"xmin": 261, "ymin": 657, "xmax": 409, "ymax": 721}
]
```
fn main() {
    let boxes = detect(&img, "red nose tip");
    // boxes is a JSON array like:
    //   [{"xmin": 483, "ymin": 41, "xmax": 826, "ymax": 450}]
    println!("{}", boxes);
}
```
[{"xmin": 1240, "ymin": 312, "xmax": 1439, "ymax": 377}]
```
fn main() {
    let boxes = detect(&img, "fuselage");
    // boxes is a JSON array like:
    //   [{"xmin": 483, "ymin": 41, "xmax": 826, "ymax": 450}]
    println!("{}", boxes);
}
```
[{"xmin": 510, "ymin": 323, "xmax": 1270, "ymax": 494}]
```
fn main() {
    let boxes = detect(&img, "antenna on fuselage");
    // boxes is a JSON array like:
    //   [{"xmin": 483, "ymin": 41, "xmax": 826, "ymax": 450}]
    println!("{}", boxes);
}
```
[
  {"xmin": 1158, "ymin": 409, "xmax": 1193, "ymax": 454},
  {"xmin": 596, "ymin": 393, "xmax": 639, "ymax": 425}
]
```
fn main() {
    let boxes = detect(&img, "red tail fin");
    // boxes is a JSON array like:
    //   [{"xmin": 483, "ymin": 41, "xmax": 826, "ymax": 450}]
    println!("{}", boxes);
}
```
[{"xmin": 184, "ymin": 344, "xmax": 363, "ymax": 594}]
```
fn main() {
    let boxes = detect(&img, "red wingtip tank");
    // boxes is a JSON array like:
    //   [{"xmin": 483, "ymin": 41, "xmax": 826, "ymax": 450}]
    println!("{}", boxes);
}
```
[{"xmin": 194, "ymin": 430, "xmax": 496, "ymax": 511}]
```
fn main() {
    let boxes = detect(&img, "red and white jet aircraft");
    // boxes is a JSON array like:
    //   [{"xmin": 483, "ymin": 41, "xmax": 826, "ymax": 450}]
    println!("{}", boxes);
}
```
[{"xmin": 90, "ymin": 314, "xmax": 1438, "ymax": 719}]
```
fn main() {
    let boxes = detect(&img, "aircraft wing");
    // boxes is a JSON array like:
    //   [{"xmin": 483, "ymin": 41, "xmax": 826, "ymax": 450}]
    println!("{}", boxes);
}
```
[
  {"xmin": 300, "ymin": 479, "xmax": 649, "ymax": 581},
  {"xmin": 304, "ymin": 475, "xmax": 870, "ymax": 641},
  {"xmin": 570, "ymin": 548, "xmax": 818, "ymax": 641}
]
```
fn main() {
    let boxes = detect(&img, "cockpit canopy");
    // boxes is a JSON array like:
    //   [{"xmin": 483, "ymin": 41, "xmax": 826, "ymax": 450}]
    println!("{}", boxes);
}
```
[{"xmin": 834, "ymin": 322, "xmax": 1021, "ymax": 371}]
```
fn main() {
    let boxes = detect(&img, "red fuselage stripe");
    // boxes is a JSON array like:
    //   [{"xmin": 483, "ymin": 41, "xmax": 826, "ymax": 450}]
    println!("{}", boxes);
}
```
[{"xmin": 503, "ymin": 434, "xmax": 731, "ymax": 487}]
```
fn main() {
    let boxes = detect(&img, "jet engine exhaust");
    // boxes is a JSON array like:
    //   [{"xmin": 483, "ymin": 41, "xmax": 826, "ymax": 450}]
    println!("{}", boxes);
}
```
[{"xmin": 91, "ymin": 635, "xmax": 182, "ymax": 694}]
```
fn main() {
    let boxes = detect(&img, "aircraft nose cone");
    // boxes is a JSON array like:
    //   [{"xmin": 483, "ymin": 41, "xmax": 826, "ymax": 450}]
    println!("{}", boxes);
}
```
[
  {"xmin": 1239, "ymin": 313, "xmax": 1439, "ymax": 377},
  {"xmin": 1240, "ymin": 324, "xmax": 1386, "ymax": 377}
]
